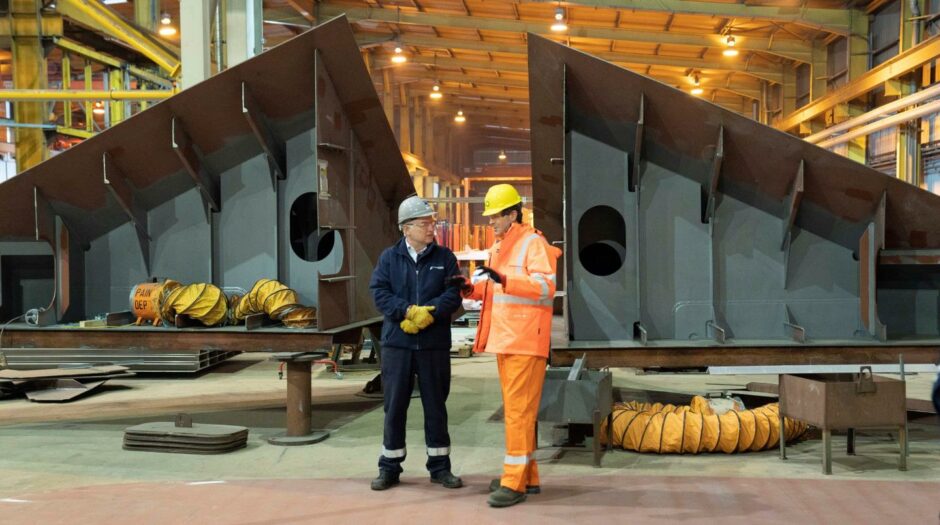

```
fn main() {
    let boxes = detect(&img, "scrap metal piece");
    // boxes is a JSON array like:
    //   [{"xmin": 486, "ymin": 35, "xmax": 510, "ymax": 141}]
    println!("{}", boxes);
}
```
[{"xmin": 23, "ymin": 378, "xmax": 106, "ymax": 402}]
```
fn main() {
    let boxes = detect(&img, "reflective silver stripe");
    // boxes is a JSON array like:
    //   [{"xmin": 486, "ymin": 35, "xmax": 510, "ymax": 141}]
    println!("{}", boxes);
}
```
[
  {"xmin": 494, "ymin": 295, "xmax": 553, "ymax": 307},
  {"xmin": 515, "ymin": 234, "xmax": 541, "ymax": 267},
  {"xmin": 427, "ymin": 447, "xmax": 450, "ymax": 456},
  {"xmin": 382, "ymin": 447, "xmax": 406, "ymax": 458},
  {"xmin": 532, "ymin": 273, "xmax": 550, "ymax": 300},
  {"xmin": 504, "ymin": 454, "xmax": 529, "ymax": 465}
]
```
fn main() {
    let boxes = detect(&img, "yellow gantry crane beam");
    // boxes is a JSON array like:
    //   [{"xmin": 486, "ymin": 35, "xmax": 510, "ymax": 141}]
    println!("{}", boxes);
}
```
[
  {"xmin": 0, "ymin": 90, "xmax": 174, "ymax": 101},
  {"xmin": 56, "ymin": 0, "xmax": 181, "ymax": 77},
  {"xmin": 55, "ymin": 37, "xmax": 175, "ymax": 88}
]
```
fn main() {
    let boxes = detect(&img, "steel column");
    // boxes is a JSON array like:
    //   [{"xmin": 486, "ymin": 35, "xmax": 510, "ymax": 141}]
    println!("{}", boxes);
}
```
[
  {"xmin": 181, "ymin": 0, "xmax": 212, "ymax": 89},
  {"xmin": 134, "ymin": 0, "xmax": 157, "ymax": 31},
  {"xmin": 225, "ymin": 0, "xmax": 263, "ymax": 67},
  {"xmin": 11, "ymin": 0, "xmax": 46, "ymax": 172}
]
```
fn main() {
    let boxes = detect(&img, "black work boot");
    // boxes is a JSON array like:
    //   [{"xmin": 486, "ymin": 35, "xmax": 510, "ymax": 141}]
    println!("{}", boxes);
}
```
[
  {"xmin": 489, "ymin": 478, "xmax": 540, "ymax": 494},
  {"xmin": 430, "ymin": 470, "xmax": 463, "ymax": 489},
  {"xmin": 370, "ymin": 471, "xmax": 400, "ymax": 491},
  {"xmin": 487, "ymin": 486, "xmax": 526, "ymax": 508}
]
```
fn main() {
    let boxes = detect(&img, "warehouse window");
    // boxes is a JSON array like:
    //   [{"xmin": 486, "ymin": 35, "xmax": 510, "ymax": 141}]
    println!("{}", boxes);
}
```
[
  {"xmin": 795, "ymin": 64, "xmax": 811, "ymax": 108},
  {"xmin": 871, "ymin": 1, "xmax": 901, "ymax": 67},
  {"xmin": 768, "ymin": 83, "xmax": 783, "ymax": 125},
  {"xmin": 827, "ymin": 37, "xmax": 848, "ymax": 92},
  {"xmin": 927, "ymin": 0, "xmax": 940, "ymax": 36}
]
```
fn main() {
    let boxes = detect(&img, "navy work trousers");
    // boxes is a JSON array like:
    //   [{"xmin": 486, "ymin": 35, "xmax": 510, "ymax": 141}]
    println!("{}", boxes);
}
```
[{"xmin": 378, "ymin": 346, "xmax": 452, "ymax": 476}]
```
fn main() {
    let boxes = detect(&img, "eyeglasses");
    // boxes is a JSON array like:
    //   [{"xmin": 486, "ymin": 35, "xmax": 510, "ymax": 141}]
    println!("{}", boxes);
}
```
[{"xmin": 406, "ymin": 220, "xmax": 437, "ymax": 230}]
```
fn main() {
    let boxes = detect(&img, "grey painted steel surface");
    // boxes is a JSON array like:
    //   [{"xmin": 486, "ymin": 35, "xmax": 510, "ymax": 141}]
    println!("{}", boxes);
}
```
[
  {"xmin": 529, "ymin": 35, "xmax": 940, "ymax": 365},
  {"xmin": 0, "ymin": 17, "xmax": 412, "ymax": 333}
]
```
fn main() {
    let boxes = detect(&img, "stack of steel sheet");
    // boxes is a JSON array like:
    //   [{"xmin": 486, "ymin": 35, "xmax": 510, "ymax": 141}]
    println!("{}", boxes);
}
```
[
  {"xmin": 0, "ymin": 348, "xmax": 237, "ymax": 373},
  {"xmin": 123, "ymin": 419, "xmax": 248, "ymax": 454}
]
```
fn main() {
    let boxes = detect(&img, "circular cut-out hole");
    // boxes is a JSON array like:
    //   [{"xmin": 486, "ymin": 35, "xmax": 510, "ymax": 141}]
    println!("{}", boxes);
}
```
[
  {"xmin": 290, "ymin": 192, "xmax": 335, "ymax": 262},
  {"xmin": 577, "ymin": 205, "xmax": 627, "ymax": 277},
  {"xmin": 579, "ymin": 241, "xmax": 625, "ymax": 277}
]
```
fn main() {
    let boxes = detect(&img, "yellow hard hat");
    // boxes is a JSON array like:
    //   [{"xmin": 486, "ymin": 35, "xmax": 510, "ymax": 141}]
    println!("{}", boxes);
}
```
[{"xmin": 482, "ymin": 184, "xmax": 522, "ymax": 216}]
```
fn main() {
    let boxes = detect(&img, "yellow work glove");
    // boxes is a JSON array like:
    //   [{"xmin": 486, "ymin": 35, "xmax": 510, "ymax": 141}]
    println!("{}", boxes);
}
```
[
  {"xmin": 400, "ymin": 318, "xmax": 420, "ymax": 334},
  {"xmin": 406, "ymin": 305, "xmax": 437, "ymax": 330}
]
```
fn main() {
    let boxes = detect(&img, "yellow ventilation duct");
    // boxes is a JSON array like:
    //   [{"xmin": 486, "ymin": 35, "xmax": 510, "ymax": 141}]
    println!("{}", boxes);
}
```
[
  {"xmin": 159, "ymin": 283, "xmax": 229, "ymax": 327},
  {"xmin": 232, "ymin": 279, "xmax": 317, "ymax": 329},
  {"xmin": 602, "ymin": 396, "xmax": 808, "ymax": 454}
]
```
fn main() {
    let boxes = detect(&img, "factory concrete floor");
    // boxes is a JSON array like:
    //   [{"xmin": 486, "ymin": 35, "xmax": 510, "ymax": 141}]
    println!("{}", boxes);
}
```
[{"xmin": 0, "ymin": 350, "xmax": 938, "ymax": 524}]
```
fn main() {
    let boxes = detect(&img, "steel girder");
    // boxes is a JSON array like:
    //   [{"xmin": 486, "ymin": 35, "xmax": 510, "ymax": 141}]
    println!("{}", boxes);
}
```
[
  {"xmin": 0, "ymin": 16, "xmax": 413, "ymax": 332},
  {"xmin": 528, "ymin": 34, "xmax": 940, "ymax": 367}
]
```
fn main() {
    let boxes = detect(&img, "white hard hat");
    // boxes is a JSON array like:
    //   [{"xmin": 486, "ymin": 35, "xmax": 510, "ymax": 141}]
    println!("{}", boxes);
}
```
[{"xmin": 398, "ymin": 195, "xmax": 435, "ymax": 226}]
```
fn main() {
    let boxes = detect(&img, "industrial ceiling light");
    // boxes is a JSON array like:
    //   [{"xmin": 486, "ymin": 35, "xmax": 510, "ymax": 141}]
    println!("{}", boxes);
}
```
[
  {"xmin": 158, "ymin": 12, "xmax": 177, "ymax": 36},
  {"xmin": 454, "ymin": 109, "xmax": 466, "ymax": 123},
  {"xmin": 690, "ymin": 74, "xmax": 703, "ymax": 96},
  {"xmin": 93, "ymin": 101, "xmax": 105, "ymax": 115},
  {"xmin": 551, "ymin": 7, "xmax": 568, "ymax": 32},
  {"xmin": 391, "ymin": 46, "xmax": 408, "ymax": 64},
  {"xmin": 498, "ymin": 150, "xmax": 507, "ymax": 161},
  {"xmin": 722, "ymin": 34, "xmax": 739, "ymax": 57},
  {"xmin": 429, "ymin": 84, "xmax": 443, "ymax": 100}
]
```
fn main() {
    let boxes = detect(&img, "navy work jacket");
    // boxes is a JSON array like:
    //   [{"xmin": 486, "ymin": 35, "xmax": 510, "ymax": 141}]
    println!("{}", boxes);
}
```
[{"xmin": 370, "ymin": 238, "xmax": 461, "ymax": 351}]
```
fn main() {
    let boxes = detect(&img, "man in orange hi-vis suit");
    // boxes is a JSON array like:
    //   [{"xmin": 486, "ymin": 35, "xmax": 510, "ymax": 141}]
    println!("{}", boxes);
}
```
[{"xmin": 449, "ymin": 184, "xmax": 561, "ymax": 508}]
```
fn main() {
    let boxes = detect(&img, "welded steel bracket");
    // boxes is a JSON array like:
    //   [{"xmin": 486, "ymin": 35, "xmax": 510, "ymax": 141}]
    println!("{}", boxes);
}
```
[
  {"xmin": 702, "ymin": 126, "xmax": 724, "ymax": 223},
  {"xmin": 781, "ymin": 160, "xmax": 805, "ymax": 251},
  {"xmin": 33, "ymin": 188, "xmax": 84, "ymax": 325},
  {"xmin": 103, "ymin": 152, "xmax": 150, "ymax": 274},
  {"xmin": 782, "ymin": 160, "xmax": 805, "ymax": 289},
  {"xmin": 706, "ymin": 320, "xmax": 727, "ymax": 344},
  {"xmin": 784, "ymin": 305, "xmax": 806, "ymax": 343},
  {"xmin": 860, "ymin": 192, "xmax": 887, "ymax": 342},
  {"xmin": 171, "ymin": 116, "xmax": 220, "ymax": 220},
  {"xmin": 633, "ymin": 321, "xmax": 648, "ymax": 345},
  {"xmin": 629, "ymin": 93, "xmax": 644, "ymax": 192},
  {"xmin": 241, "ymin": 82, "xmax": 286, "ymax": 190}
]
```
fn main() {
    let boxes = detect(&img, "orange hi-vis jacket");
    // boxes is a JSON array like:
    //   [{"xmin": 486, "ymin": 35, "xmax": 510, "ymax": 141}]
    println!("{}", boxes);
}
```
[{"xmin": 468, "ymin": 223, "xmax": 562, "ymax": 358}]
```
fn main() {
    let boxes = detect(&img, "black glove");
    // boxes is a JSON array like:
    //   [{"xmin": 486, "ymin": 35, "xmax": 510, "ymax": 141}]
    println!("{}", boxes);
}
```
[
  {"xmin": 479, "ymin": 265, "xmax": 505, "ymax": 285},
  {"xmin": 446, "ymin": 275, "xmax": 473, "ymax": 294}
]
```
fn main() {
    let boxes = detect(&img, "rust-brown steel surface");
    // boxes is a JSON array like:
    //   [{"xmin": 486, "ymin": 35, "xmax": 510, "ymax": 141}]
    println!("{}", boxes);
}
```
[
  {"xmin": 0, "ymin": 17, "xmax": 412, "ymax": 352},
  {"xmin": 529, "ymin": 34, "xmax": 940, "ymax": 367}
]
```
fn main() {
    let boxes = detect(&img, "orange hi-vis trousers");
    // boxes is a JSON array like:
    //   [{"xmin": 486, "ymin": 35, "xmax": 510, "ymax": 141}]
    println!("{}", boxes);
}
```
[{"xmin": 498, "ymin": 353, "xmax": 547, "ymax": 493}]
